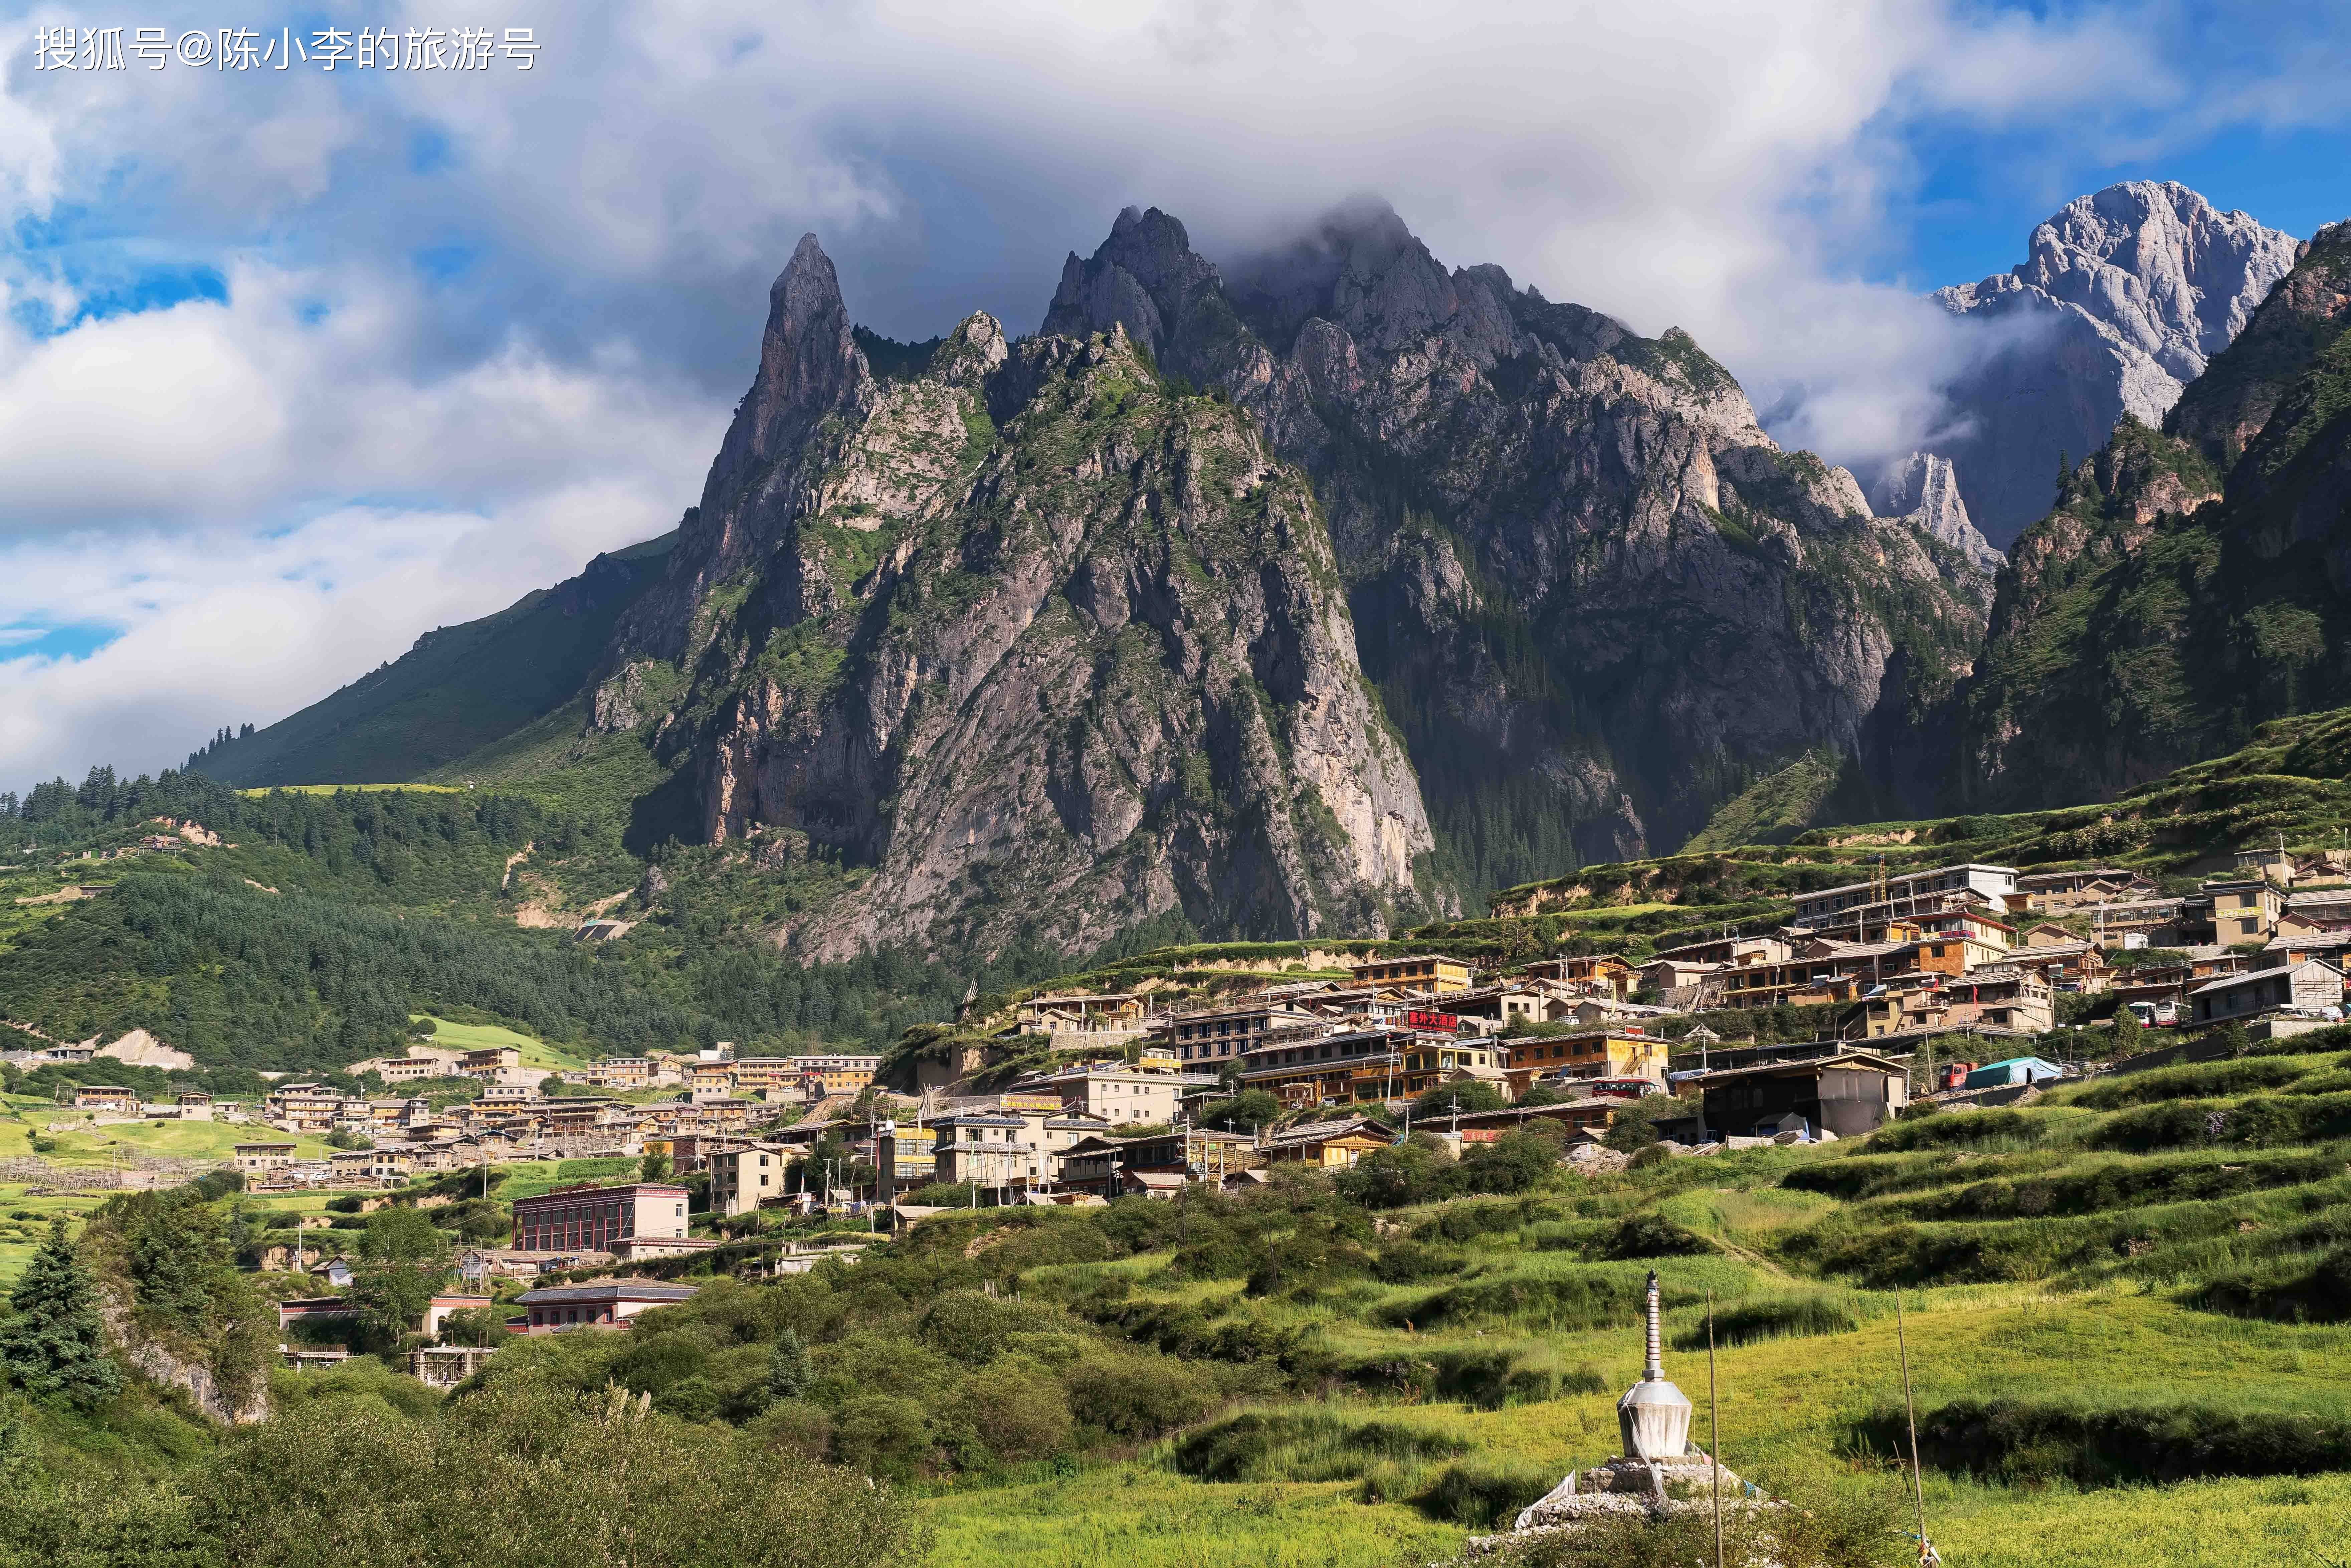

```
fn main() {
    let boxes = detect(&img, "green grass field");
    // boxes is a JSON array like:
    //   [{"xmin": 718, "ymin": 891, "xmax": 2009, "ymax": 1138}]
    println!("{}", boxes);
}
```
[
  {"xmin": 924, "ymin": 1045, "xmax": 2351, "ymax": 1568},
  {"xmin": 0, "ymin": 1186, "xmax": 106, "ymax": 1285},
  {"xmin": 411, "ymin": 1014, "xmax": 592, "ymax": 1071}
]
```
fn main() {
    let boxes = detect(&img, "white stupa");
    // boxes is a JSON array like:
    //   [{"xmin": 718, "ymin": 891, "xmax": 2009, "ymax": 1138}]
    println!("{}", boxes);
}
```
[{"xmin": 1616, "ymin": 1269, "xmax": 1694, "ymax": 1461}]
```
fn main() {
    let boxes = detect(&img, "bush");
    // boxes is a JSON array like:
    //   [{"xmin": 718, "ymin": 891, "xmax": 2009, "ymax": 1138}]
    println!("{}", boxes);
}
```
[
  {"xmin": 201, "ymin": 1374, "xmax": 920, "ymax": 1568},
  {"xmin": 1671, "ymin": 1294, "xmax": 1859, "ymax": 1351},
  {"xmin": 960, "ymin": 1358, "xmax": 1073, "ymax": 1462},
  {"xmin": 2188, "ymin": 1245, "xmax": 2351, "ymax": 1324},
  {"xmin": 1064, "ymin": 1351, "xmax": 1215, "ymax": 1439},
  {"xmin": 1172, "ymin": 1410, "xmax": 1461, "ymax": 1482},
  {"xmin": 1602, "ymin": 1213, "xmax": 1708, "ymax": 1259},
  {"xmin": 1871, "ymin": 1109, "xmax": 2041, "ymax": 1151},
  {"xmin": 1855, "ymin": 1395, "xmax": 2351, "ymax": 1486},
  {"xmin": 2067, "ymin": 1057, "xmax": 2309, "ymax": 1109},
  {"xmin": 832, "ymin": 1393, "xmax": 932, "ymax": 1480},
  {"xmin": 1381, "ymin": 1271, "xmax": 1647, "ymax": 1334},
  {"xmin": 1414, "ymin": 1459, "xmax": 1561, "ymax": 1528}
]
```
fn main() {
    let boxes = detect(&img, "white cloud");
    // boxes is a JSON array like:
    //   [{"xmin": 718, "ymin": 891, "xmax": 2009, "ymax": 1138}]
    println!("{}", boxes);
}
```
[{"xmin": 0, "ymin": 476, "xmax": 698, "ymax": 782}]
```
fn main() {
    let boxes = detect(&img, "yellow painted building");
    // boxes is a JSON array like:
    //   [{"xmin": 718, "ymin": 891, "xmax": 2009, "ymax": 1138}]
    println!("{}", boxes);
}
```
[{"xmin": 1345, "ymin": 954, "xmax": 1474, "ymax": 994}]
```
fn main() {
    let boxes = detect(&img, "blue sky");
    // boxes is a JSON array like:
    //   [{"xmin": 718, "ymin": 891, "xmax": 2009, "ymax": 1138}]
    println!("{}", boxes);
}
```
[{"xmin": 0, "ymin": 0, "xmax": 2344, "ymax": 784}]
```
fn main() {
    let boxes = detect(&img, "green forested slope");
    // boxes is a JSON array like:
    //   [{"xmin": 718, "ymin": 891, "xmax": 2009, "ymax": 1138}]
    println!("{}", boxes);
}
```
[
  {"xmin": 1951, "ymin": 222, "xmax": 2351, "ymax": 808},
  {"xmin": 185, "ymin": 531, "xmax": 676, "ymax": 788}
]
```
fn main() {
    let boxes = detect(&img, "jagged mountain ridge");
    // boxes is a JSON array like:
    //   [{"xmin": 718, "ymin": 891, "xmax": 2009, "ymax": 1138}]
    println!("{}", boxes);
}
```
[
  {"xmin": 1927, "ymin": 181, "xmax": 2305, "ymax": 545},
  {"xmin": 1948, "ymin": 218, "xmax": 2351, "ymax": 808},
  {"xmin": 591, "ymin": 236, "xmax": 1440, "ymax": 960},
  {"xmin": 1041, "ymin": 201, "xmax": 1995, "ymax": 876}
]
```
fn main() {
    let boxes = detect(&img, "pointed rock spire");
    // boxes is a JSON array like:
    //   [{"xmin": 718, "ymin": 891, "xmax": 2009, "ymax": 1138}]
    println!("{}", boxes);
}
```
[{"xmin": 706, "ymin": 233, "xmax": 870, "ymax": 499}]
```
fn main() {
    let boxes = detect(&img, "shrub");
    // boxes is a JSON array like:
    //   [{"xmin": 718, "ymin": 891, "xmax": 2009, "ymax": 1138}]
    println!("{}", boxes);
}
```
[
  {"xmin": 1871, "ymin": 1109, "xmax": 2041, "ymax": 1151},
  {"xmin": 2067, "ymin": 1057, "xmax": 2308, "ymax": 1109},
  {"xmin": 1855, "ymin": 1395, "xmax": 2351, "ymax": 1486},
  {"xmin": 1172, "ymin": 1410, "xmax": 1461, "ymax": 1482},
  {"xmin": 2188, "ymin": 1245, "xmax": 2351, "ymax": 1324},
  {"xmin": 1064, "ymin": 1351, "xmax": 1215, "ymax": 1439},
  {"xmin": 1602, "ymin": 1213, "xmax": 1708, "ymax": 1259},
  {"xmin": 1671, "ymin": 1294, "xmax": 1859, "ymax": 1351},
  {"xmin": 960, "ymin": 1358, "xmax": 1073, "ymax": 1463},
  {"xmin": 1414, "ymin": 1459, "xmax": 1561, "ymax": 1528},
  {"xmin": 1381, "ymin": 1271, "xmax": 1647, "ymax": 1333},
  {"xmin": 915, "ymin": 1291, "xmax": 1027, "ymax": 1365},
  {"xmin": 832, "ymin": 1393, "xmax": 932, "ymax": 1480}
]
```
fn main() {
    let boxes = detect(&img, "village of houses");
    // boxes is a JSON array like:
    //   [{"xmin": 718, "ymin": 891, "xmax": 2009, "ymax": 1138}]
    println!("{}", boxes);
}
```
[{"xmin": 10, "ymin": 847, "xmax": 2350, "ymax": 1381}]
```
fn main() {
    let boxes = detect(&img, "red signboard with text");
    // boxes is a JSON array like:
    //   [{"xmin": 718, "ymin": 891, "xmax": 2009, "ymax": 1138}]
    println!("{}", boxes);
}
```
[{"xmin": 1406, "ymin": 1010, "xmax": 1459, "ymax": 1034}]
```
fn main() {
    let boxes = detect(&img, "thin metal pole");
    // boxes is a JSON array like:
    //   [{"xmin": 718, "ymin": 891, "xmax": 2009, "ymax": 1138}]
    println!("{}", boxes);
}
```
[
  {"xmin": 1896, "ymin": 1297, "xmax": 1928, "ymax": 1557},
  {"xmin": 1708, "ymin": 1291, "xmax": 1724, "ymax": 1568}
]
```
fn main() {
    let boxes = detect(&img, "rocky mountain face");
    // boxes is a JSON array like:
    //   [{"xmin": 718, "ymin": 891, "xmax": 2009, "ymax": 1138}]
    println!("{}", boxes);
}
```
[
  {"xmin": 1868, "ymin": 453, "xmax": 2002, "ymax": 576},
  {"xmin": 1929, "ymin": 182, "xmax": 2304, "ymax": 545},
  {"xmin": 600, "ymin": 235, "xmax": 1440, "ymax": 960},
  {"xmin": 1042, "ymin": 202, "xmax": 1995, "ymax": 878},
  {"xmin": 1949, "ymin": 220, "xmax": 2351, "ymax": 807}
]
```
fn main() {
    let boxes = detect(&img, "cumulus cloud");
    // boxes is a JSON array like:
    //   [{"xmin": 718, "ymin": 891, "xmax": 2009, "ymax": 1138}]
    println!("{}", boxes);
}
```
[{"xmin": 3, "ymin": 0, "xmax": 2345, "ymax": 780}]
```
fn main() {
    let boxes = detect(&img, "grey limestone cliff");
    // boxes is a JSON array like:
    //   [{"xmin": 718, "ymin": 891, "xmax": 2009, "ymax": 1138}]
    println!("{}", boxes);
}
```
[
  {"xmin": 1930, "ymin": 181, "xmax": 2303, "ymax": 544},
  {"xmin": 606, "ymin": 235, "xmax": 1440, "ymax": 959},
  {"xmin": 1043, "ymin": 201, "xmax": 1993, "ymax": 877},
  {"xmin": 1869, "ymin": 452, "xmax": 2002, "ymax": 576}
]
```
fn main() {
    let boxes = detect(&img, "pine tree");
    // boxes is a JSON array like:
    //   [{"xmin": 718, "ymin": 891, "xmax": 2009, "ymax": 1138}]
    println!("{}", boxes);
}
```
[
  {"xmin": 0, "ymin": 1219, "xmax": 122, "ymax": 1405},
  {"xmin": 768, "ymin": 1329, "xmax": 810, "ymax": 1399}
]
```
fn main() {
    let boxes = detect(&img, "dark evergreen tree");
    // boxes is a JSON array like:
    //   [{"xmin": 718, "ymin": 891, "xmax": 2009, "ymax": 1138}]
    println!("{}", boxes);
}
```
[
  {"xmin": 767, "ymin": 1329, "xmax": 810, "ymax": 1399},
  {"xmin": 0, "ymin": 1220, "xmax": 122, "ymax": 1405}
]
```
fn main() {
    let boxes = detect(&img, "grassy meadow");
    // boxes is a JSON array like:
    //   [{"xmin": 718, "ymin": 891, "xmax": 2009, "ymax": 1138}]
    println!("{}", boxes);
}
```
[
  {"xmin": 899, "ymin": 1040, "xmax": 2351, "ymax": 1568},
  {"xmin": 411, "ymin": 1013, "xmax": 592, "ymax": 1071}
]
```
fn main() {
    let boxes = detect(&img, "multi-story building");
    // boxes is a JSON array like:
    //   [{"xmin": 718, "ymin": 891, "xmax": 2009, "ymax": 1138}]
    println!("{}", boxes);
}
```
[
  {"xmin": 462, "ymin": 1046, "xmax": 524, "ymax": 1075},
  {"xmin": 591, "ymin": 1057, "xmax": 654, "ymax": 1089},
  {"xmin": 931, "ymin": 1114, "xmax": 1043, "ymax": 1190},
  {"xmin": 71, "ymin": 1084, "xmax": 140, "ymax": 1113},
  {"xmin": 794, "ymin": 1053, "xmax": 881, "ymax": 1095},
  {"xmin": 1021, "ymin": 1064, "xmax": 1213, "ymax": 1124},
  {"xmin": 1345, "ymin": 954, "xmax": 1474, "ymax": 994},
  {"xmin": 710, "ymin": 1142, "xmax": 796, "ymax": 1216},
  {"xmin": 1942, "ymin": 966, "xmax": 2056, "ymax": 1034},
  {"xmin": 510, "ymin": 1182, "xmax": 690, "ymax": 1251},
  {"xmin": 1160, "ymin": 1000, "xmax": 1324, "ymax": 1064},
  {"xmin": 2189, "ymin": 959, "xmax": 2346, "ymax": 1025},
  {"xmin": 2012, "ymin": 868, "xmax": 2158, "ymax": 913},
  {"xmin": 265, "ymin": 1083, "xmax": 347, "ymax": 1132},
  {"xmin": 1499, "ymin": 1029, "xmax": 1669, "ymax": 1093},
  {"xmin": 1523, "ymin": 950, "xmax": 1636, "ymax": 1001},
  {"xmin": 510, "ymin": 1280, "xmax": 699, "ymax": 1335},
  {"xmin": 2202, "ymin": 875, "xmax": 2286, "ymax": 945},
  {"xmin": 1237, "ymin": 1027, "xmax": 1411, "ymax": 1106},
  {"xmin": 233, "ymin": 1141, "xmax": 299, "ymax": 1175},
  {"xmin": 1791, "ymin": 864, "xmax": 2018, "ymax": 938},
  {"xmin": 726, "ymin": 1057, "xmax": 802, "ymax": 1093},
  {"xmin": 350, "ymin": 1050, "xmax": 460, "ymax": 1083}
]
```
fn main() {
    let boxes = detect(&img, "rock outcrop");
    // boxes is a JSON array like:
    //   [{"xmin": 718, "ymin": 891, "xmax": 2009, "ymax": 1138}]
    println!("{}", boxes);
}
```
[
  {"xmin": 607, "ymin": 237, "xmax": 1441, "ymax": 959},
  {"xmin": 1930, "ymin": 181, "xmax": 2304, "ymax": 545},
  {"xmin": 1870, "ymin": 452, "xmax": 2003, "ymax": 577},
  {"xmin": 1044, "ymin": 202, "xmax": 1994, "ymax": 870}
]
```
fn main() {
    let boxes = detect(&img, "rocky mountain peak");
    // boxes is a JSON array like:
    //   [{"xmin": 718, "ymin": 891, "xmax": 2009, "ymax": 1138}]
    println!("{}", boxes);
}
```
[
  {"xmin": 1040, "ymin": 205, "xmax": 1220, "ymax": 354},
  {"xmin": 2167, "ymin": 217, "xmax": 2349, "ymax": 467},
  {"xmin": 2006, "ymin": 180, "xmax": 2305, "ymax": 379},
  {"xmin": 1923, "ymin": 180, "xmax": 2303, "ymax": 546},
  {"xmin": 707, "ymin": 233, "xmax": 871, "ymax": 502}
]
